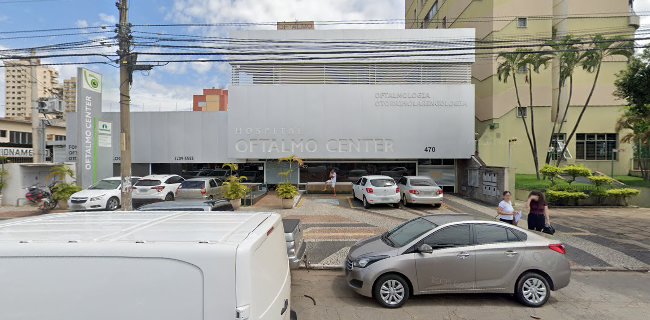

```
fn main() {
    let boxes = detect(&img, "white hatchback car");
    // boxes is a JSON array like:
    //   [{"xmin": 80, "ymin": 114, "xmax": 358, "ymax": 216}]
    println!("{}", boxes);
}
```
[
  {"xmin": 352, "ymin": 175, "xmax": 400, "ymax": 209},
  {"xmin": 397, "ymin": 176, "xmax": 444, "ymax": 208},
  {"xmin": 132, "ymin": 174, "xmax": 185, "ymax": 201},
  {"xmin": 68, "ymin": 176, "xmax": 141, "ymax": 211}
]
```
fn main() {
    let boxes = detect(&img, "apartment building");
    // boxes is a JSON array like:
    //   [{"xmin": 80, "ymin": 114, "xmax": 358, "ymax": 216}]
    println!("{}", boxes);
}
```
[
  {"xmin": 62, "ymin": 77, "xmax": 77, "ymax": 113},
  {"xmin": 193, "ymin": 88, "xmax": 228, "ymax": 112},
  {"xmin": 4, "ymin": 59, "xmax": 60, "ymax": 121},
  {"xmin": 406, "ymin": 0, "xmax": 640, "ymax": 175}
]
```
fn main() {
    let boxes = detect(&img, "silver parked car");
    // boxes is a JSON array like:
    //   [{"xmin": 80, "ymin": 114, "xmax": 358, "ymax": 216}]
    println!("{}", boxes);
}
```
[
  {"xmin": 175, "ymin": 177, "xmax": 224, "ymax": 200},
  {"xmin": 397, "ymin": 176, "xmax": 443, "ymax": 207},
  {"xmin": 345, "ymin": 214, "xmax": 570, "ymax": 308}
]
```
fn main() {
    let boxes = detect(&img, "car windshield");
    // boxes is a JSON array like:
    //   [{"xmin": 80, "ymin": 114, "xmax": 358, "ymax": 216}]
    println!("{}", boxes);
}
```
[
  {"xmin": 180, "ymin": 181, "xmax": 205, "ymax": 189},
  {"xmin": 384, "ymin": 217, "xmax": 436, "ymax": 247},
  {"xmin": 370, "ymin": 179, "xmax": 395, "ymax": 187},
  {"xmin": 88, "ymin": 180, "xmax": 120, "ymax": 190},
  {"xmin": 410, "ymin": 179, "xmax": 436, "ymax": 187},
  {"xmin": 134, "ymin": 179, "xmax": 161, "ymax": 187}
]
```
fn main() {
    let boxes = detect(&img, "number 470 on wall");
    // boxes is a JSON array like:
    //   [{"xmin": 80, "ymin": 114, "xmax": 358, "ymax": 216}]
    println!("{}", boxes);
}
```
[{"xmin": 424, "ymin": 146, "xmax": 436, "ymax": 152}]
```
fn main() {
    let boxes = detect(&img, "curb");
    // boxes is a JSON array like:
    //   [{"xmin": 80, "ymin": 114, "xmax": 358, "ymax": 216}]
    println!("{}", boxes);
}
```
[{"xmin": 300, "ymin": 264, "xmax": 649, "ymax": 273}]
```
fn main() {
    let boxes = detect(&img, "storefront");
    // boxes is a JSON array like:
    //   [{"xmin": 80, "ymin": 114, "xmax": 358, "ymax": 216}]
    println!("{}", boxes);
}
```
[{"xmin": 66, "ymin": 29, "xmax": 476, "ymax": 192}]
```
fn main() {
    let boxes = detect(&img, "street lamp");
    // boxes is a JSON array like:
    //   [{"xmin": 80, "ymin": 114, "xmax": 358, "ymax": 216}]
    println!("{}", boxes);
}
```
[{"xmin": 611, "ymin": 148, "xmax": 619, "ymax": 177}]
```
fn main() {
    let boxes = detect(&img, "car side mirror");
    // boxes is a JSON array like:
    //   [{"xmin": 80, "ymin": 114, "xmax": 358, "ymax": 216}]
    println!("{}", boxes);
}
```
[{"xmin": 417, "ymin": 244, "xmax": 433, "ymax": 254}]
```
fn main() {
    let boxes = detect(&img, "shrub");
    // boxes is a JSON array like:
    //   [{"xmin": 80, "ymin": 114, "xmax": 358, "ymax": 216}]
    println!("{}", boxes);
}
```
[
  {"xmin": 276, "ymin": 183, "xmax": 299, "ymax": 199},
  {"xmin": 222, "ymin": 175, "xmax": 250, "ymax": 200},
  {"xmin": 540, "ymin": 165, "xmax": 562, "ymax": 186},
  {"xmin": 606, "ymin": 188, "xmax": 640, "ymax": 206},
  {"xmin": 51, "ymin": 183, "xmax": 81, "ymax": 202},
  {"xmin": 546, "ymin": 190, "xmax": 588, "ymax": 206},
  {"xmin": 588, "ymin": 176, "xmax": 615, "ymax": 188},
  {"xmin": 561, "ymin": 165, "xmax": 592, "ymax": 184}
]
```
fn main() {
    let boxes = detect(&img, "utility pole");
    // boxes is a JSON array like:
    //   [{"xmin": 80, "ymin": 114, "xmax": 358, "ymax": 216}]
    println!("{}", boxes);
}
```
[
  {"xmin": 30, "ymin": 50, "xmax": 43, "ymax": 163},
  {"xmin": 117, "ymin": 0, "xmax": 133, "ymax": 210}
]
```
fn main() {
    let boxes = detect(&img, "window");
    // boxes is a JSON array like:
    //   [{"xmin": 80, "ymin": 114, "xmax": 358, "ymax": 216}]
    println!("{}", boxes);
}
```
[
  {"xmin": 209, "ymin": 179, "xmax": 218, "ymax": 188},
  {"xmin": 516, "ymin": 106, "xmax": 527, "ymax": 118},
  {"xmin": 517, "ymin": 17, "xmax": 528, "ymax": 28},
  {"xmin": 423, "ymin": 224, "xmax": 471, "ymax": 249},
  {"xmin": 517, "ymin": 65, "xmax": 528, "ymax": 74},
  {"xmin": 576, "ymin": 133, "xmax": 618, "ymax": 160},
  {"xmin": 0, "ymin": 130, "xmax": 6, "ymax": 138},
  {"xmin": 385, "ymin": 217, "xmax": 436, "ymax": 247},
  {"xmin": 424, "ymin": 1, "xmax": 438, "ymax": 27},
  {"xmin": 55, "ymin": 135, "xmax": 66, "ymax": 141},
  {"xmin": 474, "ymin": 224, "xmax": 520, "ymax": 244},
  {"xmin": 549, "ymin": 133, "xmax": 568, "ymax": 161},
  {"xmin": 9, "ymin": 131, "xmax": 32, "ymax": 145}
]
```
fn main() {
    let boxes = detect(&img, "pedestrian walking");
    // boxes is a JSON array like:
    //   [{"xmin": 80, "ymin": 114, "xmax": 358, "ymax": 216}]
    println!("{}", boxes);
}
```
[
  {"xmin": 322, "ymin": 169, "xmax": 337, "ymax": 196},
  {"xmin": 496, "ymin": 191, "xmax": 517, "ymax": 225},
  {"xmin": 525, "ymin": 191, "xmax": 550, "ymax": 232}
]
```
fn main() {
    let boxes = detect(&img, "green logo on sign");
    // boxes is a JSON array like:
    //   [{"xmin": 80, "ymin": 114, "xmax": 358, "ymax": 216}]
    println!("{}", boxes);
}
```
[{"xmin": 83, "ymin": 69, "xmax": 102, "ymax": 92}]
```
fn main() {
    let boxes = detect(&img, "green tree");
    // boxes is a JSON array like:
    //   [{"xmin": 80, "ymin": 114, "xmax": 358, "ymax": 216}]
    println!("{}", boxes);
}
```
[
  {"xmin": 562, "ymin": 165, "xmax": 592, "ymax": 184},
  {"xmin": 497, "ymin": 49, "xmax": 539, "ymax": 178},
  {"xmin": 523, "ymin": 52, "xmax": 553, "ymax": 179},
  {"xmin": 556, "ymin": 35, "xmax": 633, "ymax": 166},
  {"xmin": 545, "ymin": 35, "xmax": 583, "ymax": 165},
  {"xmin": 615, "ymin": 47, "xmax": 650, "ymax": 180}
]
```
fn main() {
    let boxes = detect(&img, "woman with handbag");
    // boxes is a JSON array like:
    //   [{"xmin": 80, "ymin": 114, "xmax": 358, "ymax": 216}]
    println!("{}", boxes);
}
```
[{"xmin": 526, "ymin": 191, "xmax": 551, "ymax": 232}]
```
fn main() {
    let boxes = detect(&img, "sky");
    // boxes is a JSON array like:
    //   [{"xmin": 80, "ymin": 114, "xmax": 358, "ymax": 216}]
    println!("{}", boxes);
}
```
[{"xmin": 0, "ymin": 0, "xmax": 649, "ymax": 117}]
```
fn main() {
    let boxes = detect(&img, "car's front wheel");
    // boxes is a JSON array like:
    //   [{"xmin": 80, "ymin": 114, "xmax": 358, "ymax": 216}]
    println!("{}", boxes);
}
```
[
  {"xmin": 106, "ymin": 197, "xmax": 120, "ymax": 211},
  {"xmin": 516, "ymin": 272, "xmax": 550, "ymax": 307},
  {"xmin": 363, "ymin": 196, "xmax": 370, "ymax": 209},
  {"xmin": 373, "ymin": 274, "xmax": 410, "ymax": 308},
  {"xmin": 165, "ymin": 192, "xmax": 174, "ymax": 201},
  {"xmin": 402, "ymin": 195, "xmax": 408, "ymax": 207}
]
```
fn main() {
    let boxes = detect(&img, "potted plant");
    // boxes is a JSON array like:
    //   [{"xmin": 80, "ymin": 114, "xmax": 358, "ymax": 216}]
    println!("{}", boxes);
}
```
[
  {"xmin": 47, "ymin": 164, "xmax": 78, "ymax": 209},
  {"xmin": 51, "ymin": 183, "xmax": 82, "ymax": 209},
  {"xmin": 0, "ymin": 156, "xmax": 8, "ymax": 205},
  {"xmin": 221, "ymin": 163, "xmax": 250, "ymax": 209},
  {"xmin": 276, "ymin": 155, "xmax": 304, "ymax": 209},
  {"xmin": 277, "ymin": 183, "xmax": 299, "ymax": 209}
]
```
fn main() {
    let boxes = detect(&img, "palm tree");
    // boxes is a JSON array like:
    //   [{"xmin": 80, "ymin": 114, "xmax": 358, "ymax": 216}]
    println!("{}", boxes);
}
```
[
  {"xmin": 47, "ymin": 164, "xmax": 75, "ymax": 182},
  {"xmin": 555, "ymin": 35, "xmax": 634, "ymax": 166},
  {"xmin": 544, "ymin": 35, "xmax": 582, "ymax": 165},
  {"xmin": 497, "ymin": 49, "xmax": 537, "ymax": 177},
  {"xmin": 616, "ymin": 108, "xmax": 650, "ymax": 179},
  {"xmin": 523, "ymin": 52, "xmax": 553, "ymax": 179}
]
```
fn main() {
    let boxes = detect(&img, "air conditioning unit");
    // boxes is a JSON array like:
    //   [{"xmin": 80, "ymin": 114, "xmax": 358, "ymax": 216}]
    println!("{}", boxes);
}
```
[{"xmin": 38, "ymin": 99, "xmax": 66, "ymax": 114}]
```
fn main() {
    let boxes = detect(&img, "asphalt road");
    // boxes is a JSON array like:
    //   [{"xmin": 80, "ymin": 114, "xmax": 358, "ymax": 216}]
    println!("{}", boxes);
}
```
[{"xmin": 291, "ymin": 270, "xmax": 650, "ymax": 320}]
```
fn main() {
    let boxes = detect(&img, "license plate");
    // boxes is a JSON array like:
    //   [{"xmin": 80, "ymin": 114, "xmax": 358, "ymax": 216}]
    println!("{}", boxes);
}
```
[
  {"xmin": 381, "ymin": 196, "xmax": 392, "ymax": 201},
  {"xmin": 138, "ymin": 188, "xmax": 147, "ymax": 193}
]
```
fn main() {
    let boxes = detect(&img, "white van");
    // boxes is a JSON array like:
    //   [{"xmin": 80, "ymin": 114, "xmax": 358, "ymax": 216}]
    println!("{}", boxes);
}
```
[{"xmin": 0, "ymin": 211, "xmax": 296, "ymax": 320}]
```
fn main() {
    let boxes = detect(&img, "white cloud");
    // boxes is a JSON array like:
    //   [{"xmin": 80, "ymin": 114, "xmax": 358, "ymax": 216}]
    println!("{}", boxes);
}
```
[
  {"xmin": 168, "ymin": 0, "xmax": 404, "ymax": 29},
  {"xmin": 98, "ymin": 13, "xmax": 117, "ymax": 25},
  {"xmin": 190, "ymin": 60, "xmax": 213, "ymax": 74},
  {"xmin": 75, "ymin": 19, "xmax": 89, "ymax": 28}
]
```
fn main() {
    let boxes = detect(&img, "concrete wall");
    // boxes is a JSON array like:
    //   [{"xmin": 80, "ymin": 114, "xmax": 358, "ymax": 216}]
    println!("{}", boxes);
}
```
[{"xmin": 0, "ymin": 163, "xmax": 75, "ymax": 206}]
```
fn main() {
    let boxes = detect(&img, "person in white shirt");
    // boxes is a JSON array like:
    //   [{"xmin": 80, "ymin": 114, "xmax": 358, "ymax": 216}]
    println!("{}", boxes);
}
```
[
  {"xmin": 322, "ymin": 169, "xmax": 337, "ymax": 196},
  {"xmin": 497, "ymin": 191, "xmax": 517, "ymax": 225}
]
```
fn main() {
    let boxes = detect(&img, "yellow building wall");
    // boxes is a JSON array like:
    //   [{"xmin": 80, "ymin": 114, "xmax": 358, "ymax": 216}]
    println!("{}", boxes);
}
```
[{"xmin": 478, "ymin": 105, "xmax": 633, "ymax": 175}]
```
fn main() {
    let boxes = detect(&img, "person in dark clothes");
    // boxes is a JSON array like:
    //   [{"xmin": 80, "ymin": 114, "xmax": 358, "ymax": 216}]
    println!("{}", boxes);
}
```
[{"xmin": 526, "ymin": 191, "xmax": 550, "ymax": 231}]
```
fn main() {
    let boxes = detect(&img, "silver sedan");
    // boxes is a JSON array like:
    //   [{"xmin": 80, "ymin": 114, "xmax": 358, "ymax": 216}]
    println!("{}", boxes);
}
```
[
  {"xmin": 397, "ymin": 176, "xmax": 443, "ymax": 207},
  {"xmin": 345, "ymin": 214, "xmax": 570, "ymax": 308}
]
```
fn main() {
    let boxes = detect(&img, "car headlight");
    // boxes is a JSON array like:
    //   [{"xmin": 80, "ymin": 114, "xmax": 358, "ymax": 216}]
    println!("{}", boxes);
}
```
[
  {"xmin": 353, "ymin": 255, "xmax": 389, "ymax": 268},
  {"xmin": 90, "ymin": 194, "xmax": 106, "ymax": 201}
]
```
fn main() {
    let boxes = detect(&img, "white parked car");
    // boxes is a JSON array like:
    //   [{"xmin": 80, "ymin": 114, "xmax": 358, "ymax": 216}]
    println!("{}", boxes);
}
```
[
  {"xmin": 396, "ymin": 176, "xmax": 444, "ymax": 208},
  {"xmin": 352, "ymin": 175, "xmax": 400, "ymax": 209},
  {"xmin": 68, "ymin": 176, "xmax": 141, "ymax": 211},
  {"xmin": 132, "ymin": 174, "xmax": 185, "ymax": 201}
]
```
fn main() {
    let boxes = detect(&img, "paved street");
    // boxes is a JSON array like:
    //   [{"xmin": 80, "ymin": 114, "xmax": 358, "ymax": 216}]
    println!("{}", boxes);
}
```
[
  {"xmin": 246, "ymin": 192, "xmax": 650, "ymax": 271},
  {"xmin": 291, "ymin": 269, "xmax": 650, "ymax": 320}
]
